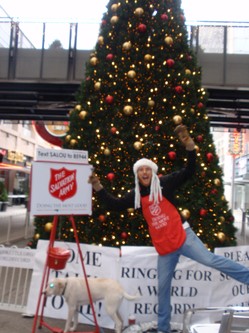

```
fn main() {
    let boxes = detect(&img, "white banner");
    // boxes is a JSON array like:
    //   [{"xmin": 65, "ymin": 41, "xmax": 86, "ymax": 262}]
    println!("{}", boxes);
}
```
[
  {"xmin": 210, "ymin": 245, "xmax": 249, "ymax": 307},
  {"xmin": 119, "ymin": 246, "xmax": 158, "ymax": 325},
  {"xmin": 35, "ymin": 148, "xmax": 88, "ymax": 164},
  {"xmin": 27, "ymin": 242, "xmax": 249, "ymax": 330}
]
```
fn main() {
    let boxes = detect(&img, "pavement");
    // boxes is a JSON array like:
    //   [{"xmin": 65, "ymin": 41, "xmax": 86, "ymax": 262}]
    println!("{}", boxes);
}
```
[
  {"xmin": 0, "ymin": 309, "xmax": 108, "ymax": 333},
  {"xmin": 0, "ymin": 205, "xmax": 34, "ymax": 246},
  {"xmin": 0, "ymin": 207, "xmax": 249, "ymax": 333}
]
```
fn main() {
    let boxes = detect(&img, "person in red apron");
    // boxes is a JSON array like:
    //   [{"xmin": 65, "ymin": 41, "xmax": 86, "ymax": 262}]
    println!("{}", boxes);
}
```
[{"xmin": 89, "ymin": 125, "xmax": 249, "ymax": 333}]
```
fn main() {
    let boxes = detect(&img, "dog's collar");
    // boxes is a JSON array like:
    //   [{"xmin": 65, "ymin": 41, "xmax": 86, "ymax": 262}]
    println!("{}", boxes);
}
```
[{"xmin": 62, "ymin": 282, "xmax": 67, "ymax": 296}]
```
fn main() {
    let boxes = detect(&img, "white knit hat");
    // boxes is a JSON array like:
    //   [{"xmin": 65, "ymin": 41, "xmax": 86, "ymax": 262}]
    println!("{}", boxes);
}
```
[{"xmin": 133, "ymin": 158, "xmax": 162, "ymax": 209}]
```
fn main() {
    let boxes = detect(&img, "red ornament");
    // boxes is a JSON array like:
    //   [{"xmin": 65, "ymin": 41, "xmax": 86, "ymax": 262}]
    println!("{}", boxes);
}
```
[
  {"xmin": 168, "ymin": 151, "xmax": 176, "ymax": 160},
  {"xmin": 166, "ymin": 58, "xmax": 175, "ymax": 67},
  {"xmin": 155, "ymin": 125, "xmax": 160, "ymax": 131},
  {"xmin": 186, "ymin": 54, "xmax": 192, "ymax": 61},
  {"xmin": 110, "ymin": 127, "xmax": 117, "ymax": 134},
  {"xmin": 107, "ymin": 172, "xmax": 115, "ymax": 181},
  {"xmin": 98, "ymin": 215, "xmax": 106, "ymax": 222},
  {"xmin": 206, "ymin": 152, "xmax": 214, "ymax": 162},
  {"xmin": 197, "ymin": 102, "xmax": 204, "ymax": 109},
  {"xmin": 174, "ymin": 85, "xmax": 183, "ymax": 94},
  {"xmin": 180, "ymin": 14, "xmax": 185, "ymax": 21},
  {"xmin": 201, "ymin": 171, "xmax": 206, "ymax": 177},
  {"xmin": 106, "ymin": 53, "xmax": 114, "ymax": 61},
  {"xmin": 199, "ymin": 208, "xmax": 207, "ymax": 217},
  {"xmin": 196, "ymin": 135, "xmax": 203, "ymax": 142},
  {"xmin": 137, "ymin": 23, "xmax": 147, "ymax": 33},
  {"xmin": 121, "ymin": 232, "xmax": 128, "ymax": 240},
  {"xmin": 211, "ymin": 189, "xmax": 218, "ymax": 195},
  {"xmin": 105, "ymin": 95, "xmax": 114, "ymax": 104},
  {"xmin": 102, "ymin": 20, "xmax": 107, "ymax": 26},
  {"xmin": 161, "ymin": 13, "xmax": 168, "ymax": 21}
]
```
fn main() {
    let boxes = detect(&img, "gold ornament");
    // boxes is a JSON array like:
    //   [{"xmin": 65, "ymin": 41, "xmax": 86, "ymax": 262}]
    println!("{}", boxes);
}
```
[
  {"xmin": 65, "ymin": 135, "xmax": 71, "ymax": 142},
  {"xmin": 123, "ymin": 41, "xmax": 132, "ymax": 51},
  {"xmin": 127, "ymin": 70, "xmax": 136, "ymax": 79},
  {"xmin": 111, "ymin": 4, "xmax": 118, "ymax": 11},
  {"xmin": 98, "ymin": 36, "xmax": 104, "ymax": 45},
  {"xmin": 104, "ymin": 148, "xmax": 111, "ymax": 156},
  {"xmin": 79, "ymin": 110, "xmax": 87, "ymax": 120},
  {"xmin": 134, "ymin": 141, "xmax": 142, "ymax": 150},
  {"xmin": 144, "ymin": 54, "xmax": 152, "ymax": 61},
  {"xmin": 181, "ymin": 209, "xmax": 191, "ymax": 220},
  {"xmin": 75, "ymin": 104, "xmax": 81, "ymax": 111},
  {"xmin": 90, "ymin": 57, "xmax": 98, "ymax": 65},
  {"xmin": 219, "ymin": 216, "xmax": 225, "ymax": 223},
  {"xmin": 34, "ymin": 233, "xmax": 40, "ymax": 240},
  {"xmin": 94, "ymin": 82, "xmax": 101, "ymax": 91},
  {"xmin": 190, "ymin": 108, "xmax": 195, "ymax": 114},
  {"xmin": 217, "ymin": 232, "xmax": 226, "ymax": 242},
  {"xmin": 194, "ymin": 145, "xmax": 200, "ymax": 153},
  {"xmin": 123, "ymin": 105, "xmax": 133, "ymax": 115},
  {"xmin": 165, "ymin": 36, "xmax": 173, "ymax": 45},
  {"xmin": 70, "ymin": 139, "xmax": 78, "ymax": 146},
  {"xmin": 173, "ymin": 115, "xmax": 182, "ymax": 125},
  {"xmin": 134, "ymin": 7, "xmax": 144, "ymax": 16},
  {"xmin": 214, "ymin": 178, "xmax": 221, "ymax": 186},
  {"xmin": 127, "ymin": 208, "xmax": 134, "ymax": 213},
  {"xmin": 148, "ymin": 100, "xmax": 155, "ymax": 107},
  {"xmin": 44, "ymin": 222, "xmax": 53, "ymax": 232},
  {"xmin": 110, "ymin": 15, "xmax": 119, "ymax": 24},
  {"xmin": 185, "ymin": 69, "xmax": 191, "ymax": 75}
]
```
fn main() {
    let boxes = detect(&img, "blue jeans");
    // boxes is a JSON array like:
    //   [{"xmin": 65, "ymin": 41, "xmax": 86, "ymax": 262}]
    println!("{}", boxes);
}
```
[{"xmin": 157, "ymin": 227, "xmax": 249, "ymax": 333}]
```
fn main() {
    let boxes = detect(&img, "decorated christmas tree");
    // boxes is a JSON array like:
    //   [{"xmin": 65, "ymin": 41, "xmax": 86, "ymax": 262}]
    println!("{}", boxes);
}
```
[{"xmin": 31, "ymin": 0, "xmax": 236, "ymax": 250}]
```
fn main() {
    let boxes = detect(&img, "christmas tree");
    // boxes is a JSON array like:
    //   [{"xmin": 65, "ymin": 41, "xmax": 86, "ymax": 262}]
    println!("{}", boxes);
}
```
[{"xmin": 31, "ymin": 0, "xmax": 236, "ymax": 250}]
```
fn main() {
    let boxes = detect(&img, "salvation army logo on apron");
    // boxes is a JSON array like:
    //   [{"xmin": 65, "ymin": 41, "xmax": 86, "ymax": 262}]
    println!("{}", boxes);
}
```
[
  {"xmin": 49, "ymin": 167, "xmax": 77, "ymax": 201},
  {"xmin": 149, "ymin": 203, "xmax": 162, "ymax": 216}
]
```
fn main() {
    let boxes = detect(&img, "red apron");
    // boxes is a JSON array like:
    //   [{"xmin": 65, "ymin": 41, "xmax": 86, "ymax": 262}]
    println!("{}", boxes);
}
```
[{"xmin": 141, "ymin": 195, "xmax": 186, "ymax": 255}]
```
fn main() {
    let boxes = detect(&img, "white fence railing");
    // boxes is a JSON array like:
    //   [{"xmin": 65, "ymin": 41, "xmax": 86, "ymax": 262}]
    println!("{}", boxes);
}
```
[{"xmin": 0, "ymin": 245, "xmax": 35, "ymax": 313}]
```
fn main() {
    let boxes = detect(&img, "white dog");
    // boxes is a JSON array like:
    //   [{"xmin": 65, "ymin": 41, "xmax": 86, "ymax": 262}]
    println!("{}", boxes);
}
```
[{"xmin": 45, "ymin": 277, "xmax": 139, "ymax": 333}]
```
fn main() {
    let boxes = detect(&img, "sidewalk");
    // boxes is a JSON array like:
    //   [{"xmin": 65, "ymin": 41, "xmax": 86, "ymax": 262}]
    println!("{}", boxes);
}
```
[
  {"xmin": 0, "ymin": 309, "xmax": 107, "ymax": 333},
  {"xmin": 0, "ymin": 205, "xmax": 34, "ymax": 246},
  {"xmin": 233, "ymin": 209, "xmax": 249, "ymax": 246}
]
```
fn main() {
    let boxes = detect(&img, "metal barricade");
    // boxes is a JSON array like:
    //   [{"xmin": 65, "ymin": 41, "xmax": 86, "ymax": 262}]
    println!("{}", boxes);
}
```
[{"xmin": 0, "ymin": 245, "xmax": 35, "ymax": 313}]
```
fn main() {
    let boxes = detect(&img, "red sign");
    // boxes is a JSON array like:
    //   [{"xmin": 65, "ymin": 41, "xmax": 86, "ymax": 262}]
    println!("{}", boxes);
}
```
[
  {"xmin": 49, "ymin": 167, "xmax": 77, "ymax": 201},
  {"xmin": 229, "ymin": 129, "xmax": 243, "ymax": 155}
]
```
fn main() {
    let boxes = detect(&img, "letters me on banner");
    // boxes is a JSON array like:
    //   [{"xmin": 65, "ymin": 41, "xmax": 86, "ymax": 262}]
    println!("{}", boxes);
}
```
[
  {"xmin": 30, "ymin": 148, "xmax": 92, "ymax": 216},
  {"xmin": 27, "ymin": 241, "xmax": 249, "ymax": 329}
]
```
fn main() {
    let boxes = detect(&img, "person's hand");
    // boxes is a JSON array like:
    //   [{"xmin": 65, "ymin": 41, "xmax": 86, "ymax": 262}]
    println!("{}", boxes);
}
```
[
  {"xmin": 88, "ymin": 173, "xmax": 103, "ymax": 191},
  {"xmin": 174, "ymin": 125, "xmax": 195, "ymax": 151}
]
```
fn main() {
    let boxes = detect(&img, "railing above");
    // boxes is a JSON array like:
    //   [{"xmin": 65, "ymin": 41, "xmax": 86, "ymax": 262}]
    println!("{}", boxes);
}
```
[{"xmin": 0, "ymin": 20, "xmax": 249, "ymax": 86}]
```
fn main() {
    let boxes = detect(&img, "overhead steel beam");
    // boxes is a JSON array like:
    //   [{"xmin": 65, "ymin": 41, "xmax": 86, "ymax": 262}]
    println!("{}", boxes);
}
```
[{"xmin": 0, "ymin": 82, "xmax": 249, "ymax": 128}]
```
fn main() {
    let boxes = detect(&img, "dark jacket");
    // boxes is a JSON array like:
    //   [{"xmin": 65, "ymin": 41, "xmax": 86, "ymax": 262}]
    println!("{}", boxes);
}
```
[{"xmin": 97, "ymin": 149, "xmax": 196, "ymax": 219}]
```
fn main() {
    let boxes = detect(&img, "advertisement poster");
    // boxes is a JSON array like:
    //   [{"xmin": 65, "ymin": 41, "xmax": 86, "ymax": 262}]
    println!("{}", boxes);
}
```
[{"xmin": 30, "ymin": 148, "xmax": 92, "ymax": 216}]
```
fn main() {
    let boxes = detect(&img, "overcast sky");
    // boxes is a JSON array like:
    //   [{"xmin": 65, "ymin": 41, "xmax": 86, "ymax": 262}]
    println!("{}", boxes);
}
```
[{"xmin": 1, "ymin": 0, "xmax": 248, "ymax": 22}]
